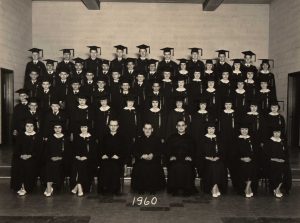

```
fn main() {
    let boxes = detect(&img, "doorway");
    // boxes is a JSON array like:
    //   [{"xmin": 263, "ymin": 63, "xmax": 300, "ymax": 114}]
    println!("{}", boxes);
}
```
[
  {"xmin": 287, "ymin": 72, "xmax": 300, "ymax": 148},
  {"xmin": 0, "ymin": 68, "xmax": 14, "ymax": 145}
]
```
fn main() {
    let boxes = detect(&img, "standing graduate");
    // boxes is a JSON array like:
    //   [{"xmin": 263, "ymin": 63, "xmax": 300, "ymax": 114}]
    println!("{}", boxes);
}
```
[
  {"xmin": 56, "ymin": 49, "xmax": 76, "ymax": 77},
  {"xmin": 109, "ymin": 69, "xmax": 122, "ymax": 111},
  {"xmin": 36, "ymin": 77, "xmax": 56, "ymax": 114},
  {"xmin": 235, "ymin": 124, "xmax": 258, "ymax": 198},
  {"xmin": 24, "ymin": 48, "xmax": 47, "ymax": 82},
  {"xmin": 99, "ymin": 59, "xmax": 111, "ymax": 84},
  {"xmin": 201, "ymin": 122, "xmax": 227, "ymax": 197},
  {"xmin": 84, "ymin": 46, "xmax": 102, "ymax": 78},
  {"xmin": 133, "ymin": 72, "xmax": 147, "ymax": 112},
  {"xmin": 97, "ymin": 120, "xmax": 124, "ymax": 195},
  {"xmin": 230, "ymin": 59, "xmax": 244, "ymax": 88},
  {"xmin": 72, "ymin": 57, "xmax": 85, "ymax": 84},
  {"xmin": 65, "ymin": 78, "xmax": 81, "ymax": 116},
  {"xmin": 92, "ymin": 76, "xmax": 110, "ymax": 109},
  {"xmin": 217, "ymin": 69, "xmax": 233, "ymax": 106},
  {"xmin": 160, "ymin": 70, "xmax": 174, "ymax": 113},
  {"xmin": 55, "ymin": 67, "xmax": 71, "ymax": 108},
  {"xmin": 187, "ymin": 48, "xmax": 205, "ymax": 75},
  {"xmin": 257, "ymin": 77, "xmax": 276, "ymax": 115},
  {"xmin": 24, "ymin": 98, "xmax": 42, "ymax": 133},
  {"xmin": 70, "ymin": 120, "xmax": 97, "ymax": 196},
  {"xmin": 11, "ymin": 120, "xmax": 42, "ymax": 196},
  {"xmin": 43, "ymin": 59, "xmax": 59, "ymax": 87},
  {"xmin": 44, "ymin": 121, "xmax": 70, "ymax": 197},
  {"xmin": 136, "ymin": 44, "xmax": 150, "ymax": 74},
  {"xmin": 233, "ymin": 78, "xmax": 248, "ymax": 116},
  {"xmin": 123, "ymin": 58, "xmax": 138, "ymax": 86},
  {"xmin": 263, "ymin": 127, "xmax": 292, "ymax": 198},
  {"xmin": 166, "ymin": 120, "xmax": 196, "ymax": 196},
  {"xmin": 146, "ymin": 59, "xmax": 160, "ymax": 82},
  {"xmin": 24, "ymin": 67, "xmax": 40, "ymax": 98},
  {"xmin": 244, "ymin": 68, "xmax": 258, "ymax": 100},
  {"xmin": 187, "ymin": 69, "xmax": 204, "ymax": 113},
  {"xmin": 173, "ymin": 76, "xmax": 189, "ymax": 107},
  {"xmin": 213, "ymin": 50, "xmax": 232, "ymax": 80},
  {"xmin": 81, "ymin": 70, "xmax": 97, "ymax": 105},
  {"xmin": 110, "ymin": 45, "xmax": 127, "ymax": 75},
  {"xmin": 131, "ymin": 123, "xmax": 166, "ymax": 194},
  {"xmin": 12, "ymin": 89, "xmax": 29, "ymax": 137},
  {"xmin": 202, "ymin": 59, "xmax": 217, "ymax": 88},
  {"xmin": 157, "ymin": 47, "xmax": 178, "ymax": 76},
  {"xmin": 241, "ymin": 51, "xmax": 258, "ymax": 79},
  {"xmin": 203, "ymin": 77, "xmax": 221, "ymax": 118},
  {"xmin": 257, "ymin": 59, "xmax": 276, "ymax": 98},
  {"xmin": 176, "ymin": 59, "xmax": 191, "ymax": 85}
]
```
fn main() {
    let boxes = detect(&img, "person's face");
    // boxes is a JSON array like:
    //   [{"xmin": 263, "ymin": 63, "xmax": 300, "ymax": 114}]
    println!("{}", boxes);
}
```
[
  {"xmin": 149, "ymin": 64, "xmax": 156, "ymax": 72},
  {"xmin": 208, "ymin": 81, "xmax": 214, "ymax": 88},
  {"xmin": 78, "ymin": 98, "xmax": 87, "ymax": 106},
  {"xmin": 206, "ymin": 63, "xmax": 213, "ymax": 70},
  {"xmin": 225, "ymin": 103, "xmax": 232, "ymax": 110},
  {"xmin": 207, "ymin": 126, "xmax": 215, "ymax": 134},
  {"xmin": 42, "ymin": 82, "xmax": 50, "ymax": 89},
  {"xmin": 86, "ymin": 73, "xmax": 94, "ymax": 80},
  {"xmin": 25, "ymin": 123, "xmax": 34, "ymax": 133},
  {"xmin": 102, "ymin": 64, "xmax": 109, "ymax": 71},
  {"xmin": 191, "ymin": 52, "xmax": 198, "ymax": 60},
  {"xmin": 139, "ymin": 49, "xmax": 147, "ymax": 58},
  {"xmin": 250, "ymin": 105, "xmax": 258, "ymax": 112},
  {"xmin": 127, "ymin": 100, "xmax": 134, "ymax": 107},
  {"xmin": 75, "ymin": 63, "xmax": 83, "ymax": 71},
  {"xmin": 247, "ymin": 72, "xmax": 254, "ymax": 79},
  {"xmin": 109, "ymin": 120, "xmax": 119, "ymax": 132},
  {"xmin": 80, "ymin": 126, "xmax": 88, "ymax": 133},
  {"xmin": 152, "ymin": 100, "xmax": 159, "ymax": 108},
  {"xmin": 176, "ymin": 101, "xmax": 183, "ymax": 108},
  {"xmin": 97, "ymin": 81, "xmax": 105, "ymax": 89},
  {"xmin": 271, "ymin": 105, "xmax": 279, "ymax": 113},
  {"xmin": 59, "ymin": 72, "xmax": 68, "ymax": 80},
  {"xmin": 46, "ymin": 64, "xmax": 54, "ymax": 71},
  {"xmin": 240, "ymin": 128, "xmax": 249, "ymax": 135},
  {"xmin": 90, "ymin": 50, "xmax": 97, "ymax": 58},
  {"xmin": 237, "ymin": 82, "xmax": 244, "ymax": 89},
  {"xmin": 164, "ymin": 52, "xmax": 171, "ymax": 60},
  {"xmin": 234, "ymin": 63, "xmax": 240, "ymax": 70},
  {"xmin": 273, "ymin": 131, "xmax": 281, "ymax": 138},
  {"xmin": 200, "ymin": 103, "xmax": 207, "ymax": 110},
  {"xmin": 72, "ymin": 83, "xmax": 80, "ymax": 90},
  {"xmin": 194, "ymin": 72, "xmax": 201, "ymax": 79},
  {"xmin": 180, "ymin": 63, "xmax": 186, "ymax": 70},
  {"xmin": 219, "ymin": 54, "xmax": 226, "ymax": 62},
  {"xmin": 30, "ymin": 72, "xmax": 38, "ymax": 80},
  {"xmin": 262, "ymin": 63, "xmax": 269, "ymax": 70},
  {"xmin": 116, "ymin": 49, "xmax": 123, "ymax": 58},
  {"xmin": 121, "ymin": 83, "xmax": 130, "ymax": 91},
  {"xmin": 178, "ymin": 80, "xmax": 184, "ymax": 88},
  {"xmin": 127, "ymin": 62, "xmax": 134, "ymax": 70},
  {"xmin": 163, "ymin": 72, "xmax": 171, "ymax": 79},
  {"xmin": 32, "ymin": 52, "xmax": 39, "ymax": 61},
  {"xmin": 260, "ymin": 82, "xmax": 268, "ymax": 89},
  {"xmin": 54, "ymin": 125, "xmax": 62, "ymax": 134},
  {"xmin": 245, "ymin": 55, "xmax": 251, "ymax": 63},
  {"xmin": 19, "ymin": 93, "xmax": 28, "ymax": 101},
  {"xmin": 112, "ymin": 72, "xmax": 120, "ymax": 80},
  {"xmin": 63, "ymin": 53, "xmax": 71, "ymax": 60},
  {"xmin": 29, "ymin": 102, "xmax": 38, "ymax": 111},
  {"xmin": 136, "ymin": 75, "xmax": 145, "ymax": 82},
  {"xmin": 143, "ymin": 124, "xmax": 153, "ymax": 137},
  {"xmin": 100, "ymin": 99, "xmax": 108, "ymax": 106},
  {"xmin": 152, "ymin": 83, "xmax": 160, "ymax": 92},
  {"xmin": 176, "ymin": 121, "xmax": 187, "ymax": 133},
  {"xmin": 51, "ymin": 104, "xmax": 60, "ymax": 112},
  {"xmin": 222, "ymin": 72, "xmax": 229, "ymax": 80}
]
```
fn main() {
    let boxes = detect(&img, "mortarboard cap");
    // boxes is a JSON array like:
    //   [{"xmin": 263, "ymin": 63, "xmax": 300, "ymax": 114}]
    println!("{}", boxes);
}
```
[
  {"xmin": 239, "ymin": 121, "xmax": 249, "ymax": 129},
  {"xmin": 71, "ymin": 78, "xmax": 81, "ymax": 84},
  {"xmin": 207, "ymin": 75, "xmax": 215, "ymax": 82},
  {"xmin": 160, "ymin": 47, "xmax": 174, "ymax": 56},
  {"xmin": 231, "ymin": 59, "xmax": 243, "ymax": 64},
  {"xmin": 126, "ymin": 57, "xmax": 136, "ymax": 64},
  {"xmin": 148, "ymin": 59, "xmax": 158, "ymax": 65},
  {"xmin": 102, "ymin": 59, "xmax": 110, "ymax": 65},
  {"xmin": 50, "ymin": 97, "xmax": 60, "ymax": 105},
  {"xmin": 114, "ymin": 45, "xmax": 128, "ymax": 54},
  {"xmin": 242, "ymin": 50, "xmax": 256, "ymax": 61},
  {"xmin": 41, "ymin": 76, "xmax": 51, "ymax": 83},
  {"xmin": 96, "ymin": 76, "xmax": 107, "ymax": 82},
  {"xmin": 174, "ymin": 95, "xmax": 185, "ymax": 102},
  {"xmin": 51, "ymin": 120, "xmax": 63, "ymax": 127},
  {"xmin": 206, "ymin": 121, "xmax": 216, "ymax": 128},
  {"xmin": 87, "ymin": 46, "xmax": 101, "ymax": 55},
  {"xmin": 136, "ymin": 44, "xmax": 150, "ymax": 54},
  {"xmin": 16, "ymin": 89, "xmax": 28, "ymax": 95},
  {"xmin": 73, "ymin": 57, "xmax": 85, "ymax": 64},
  {"xmin": 249, "ymin": 99, "xmax": 259, "ymax": 106},
  {"xmin": 44, "ymin": 59, "xmax": 58, "ymax": 65},
  {"xmin": 98, "ymin": 94, "xmax": 109, "ymax": 101},
  {"xmin": 195, "ymin": 96, "xmax": 208, "ymax": 104},
  {"xmin": 28, "ymin": 97, "xmax": 38, "ymax": 104},
  {"xmin": 216, "ymin": 49, "xmax": 230, "ymax": 58},
  {"xmin": 125, "ymin": 94, "xmax": 135, "ymax": 101},
  {"xmin": 59, "ymin": 67, "xmax": 70, "ymax": 74},
  {"xmin": 271, "ymin": 124, "xmax": 282, "ymax": 132},
  {"xmin": 175, "ymin": 75, "xmax": 188, "ymax": 82},
  {"xmin": 24, "ymin": 119, "xmax": 35, "ymax": 125},
  {"xmin": 189, "ymin": 47, "xmax": 203, "ymax": 56},
  {"xmin": 236, "ymin": 76, "xmax": 245, "ymax": 83},
  {"xmin": 60, "ymin": 49, "xmax": 74, "ymax": 57},
  {"xmin": 120, "ymin": 77, "xmax": 131, "ymax": 84},
  {"xmin": 78, "ymin": 93, "xmax": 88, "ymax": 100},
  {"xmin": 259, "ymin": 76, "xmax": 269, "ymax": 83},
  {"xmin": 206, "ymin": 59, "xmax": 214, "ymax": 64},
  {"xmin": 79, "ymin": 119, "xmax": 89, "ymax": 127},
  {"xmin": 29, "ymin": 48, "xmax": 43, "ymax": 57},
  {"xmin": 29, "ymin": 66, "xmax": 40, "ymax": 74},
  {"xmin": 151, "ymin": 95, "xmax": 160, "ymax": 102},
  {"xmin": 177, "ymin": 58, "xmax": 188, "ymax": 64}
]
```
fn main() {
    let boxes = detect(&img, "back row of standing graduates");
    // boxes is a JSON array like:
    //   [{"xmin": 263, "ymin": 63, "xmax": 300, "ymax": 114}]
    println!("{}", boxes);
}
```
[{"xmin": 11, "ymin": 44, "xmax": 291, "ymax": 198}]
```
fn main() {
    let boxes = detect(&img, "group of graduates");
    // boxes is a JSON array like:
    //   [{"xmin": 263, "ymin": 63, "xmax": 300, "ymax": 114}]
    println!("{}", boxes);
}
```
[{"xmin": 10, "ymin": 44, "xmax": 291, "ymax": 198}]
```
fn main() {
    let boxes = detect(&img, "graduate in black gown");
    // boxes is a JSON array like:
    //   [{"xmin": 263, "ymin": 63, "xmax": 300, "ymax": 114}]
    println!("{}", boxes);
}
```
[
  {"xmin": 24, "ymin": 48, "xmax": 47, "ymax": 82},
  {"xmin": 24, "ymin": 67, "xmax": 41, "ymax": 98},
  {"xmin": 97, "ymin": 120, "xmax": 124, "ymax": 195},
  {"xmin": 217, "ymin": 69, "xmax": 233, "ymax": 106},
  {"xmin": 214, "ymin": 50, "xmax": 232, "ymax": 80},
  {"xmin": 110, "ymin": 45, "xmax": 127, "ymax": 75},
  {"xmin": 84, "ymin": 46, "xmax": 103, "ymax": 78},
  {"xmin": 203, "ymin": 77, "xmax": 221, "ymax": 118},
  {"xmin": 241, "ymin": 51, "xmax": 258, "ymax": 79},
  {"xmin": 257, "ymin": 77, "xmax": 276, "ymax": 115},
  {"xmin": 166, "ymin": 120, "xmax": 196, "ymax": 196},
  {"xmin": 187, "ymin": 47, "xmax": 205, "ymax": 75},
  {"xmin": 71, "ymin": 121, "xmax": 97, "ymax": 196},
  {"xmin": 131, "ymin": 123, "xmax": 166, "ymax": 194},
  {"xmin": 263, "ymin": 127, "xmax": 292, "ymax": 198},
  {"xmin": 202, "ymin": 59, "xmax": 217, "ymax": 88},
  {"xmin": 187, "ymin": 69, "xmax": 204, "ymax": 113},
  {"xmin": 157, "ymin": 47, "xmax": 178, "ymax": 77},
  {"xmin": 136, "ymin": 44, "xmax": 150, "ymax": 74},
  {"xmin": 11, "ymin": 120, "xmax": 42, "ymax": 196},
  {"xmin": 43, "ymin": 59, "xmax": 59, "ymax": 87},
  {"xmin": 56, "ymin": 49, "xmax": 76, "ymax": 78},
  {"xmin": 44, "ymin": 121, "xmax": 70, "ymax": 197},
  {"xmin": 201, "ymin": 123, "xmax": 227, "ymax": 197},
  {"xmin": 24, "ymin": 98, "xmax": 42, "ymax": 134},
  {"xmin": 235, "ymin": 124, "xmax": 258, "ymax": 198},
  {"xmin": 257, "ymin": 59, "xmax": 276, "ymax": 98},
  {"xmin": 230, "ymin": 59, "xmax": 244, "ymax": 88}
]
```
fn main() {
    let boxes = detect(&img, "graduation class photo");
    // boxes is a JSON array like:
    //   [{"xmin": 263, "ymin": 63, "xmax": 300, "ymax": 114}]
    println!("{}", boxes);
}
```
[{"xmin": 0, "ymin": 0, "xmax": 300, "ymax": 223}]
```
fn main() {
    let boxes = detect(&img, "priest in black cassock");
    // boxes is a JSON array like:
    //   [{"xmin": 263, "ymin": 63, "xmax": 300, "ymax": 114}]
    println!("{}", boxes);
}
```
[{"xmin": 166, "ymin": 120, "xmax": 196, "ymax": 196}]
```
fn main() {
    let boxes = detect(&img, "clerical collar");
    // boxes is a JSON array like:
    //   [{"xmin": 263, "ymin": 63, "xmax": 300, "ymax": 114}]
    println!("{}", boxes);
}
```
[
  {"xmin": 198, "ymin": 110, "xmax": 207, "ymax": 114},
  {"xmin": 220, "ymin": 79, "xmax": 229, "ymax": 84},
  {"xmin": 271, "ymin": 137, "xmax": 281, "ymax": 142},
  {"xmin": 25, "ymin": 131, "xmax": 36, "ymax": 136},
  {"xmin": 247, "ymin": 111, "xmax": 258, "ymax": 115},
  {"xmin": 174, "ymin": 108, "xmax": 184, "ymax": 112},
  {"xmin": 100, "ymin": 106, "xmax": 110, "ymax": 111},
  {"xmin": 150, "ymin": 107, "xmax": 160, "ymax": 112},
  {"xmin": 260, "ymin": 88, "xmax": 270, "ymax": 93},
  {"xmin": 245, "ymin": 79, "xmax": 254, "ymax": 84},
  {"xmin": 224, "ymin": 109, "xmax": 234, "ymax": 114},
  {"xmin": 54, "ymin": 133, "xmax": 64, "ymax": 138},
  {"xmin": 124, "ymin": 106, "xmax": 135, "ymax": 110},
  {"xmin": 261, "ymin": 70, "xmax": 270, "ymax": 74},
  {"xmin": 78, "ymin": 105, "xmax": 88, "ymax": 109},
  {"xmin": 193, "ymin": 78, "xmax": 201, "ymax": 82},
  {"xmin": 206, "ymin": 87, "xmax": 215, "ymax": 93},
  {"xmin": 179, "ymin": 70, "xmax": 188, "ymax": 75},
  {"xmin": 236, "ymin": 89, "xmax": 245, "ymax": 94},
  {"xmin": 205, "ymin": 133, "xmax": 216, "ymax": 138},
  {"xmin": 205, "ymin": 70, "xmax": 213, "ymax": 74},
  {"xmin": 176, "ymin": 87, "xmax": 186, "ymax": 92},
  {"xmin": 239, "ymin": 135, "xmax": 250, "ymax": 139},
  {"xmin": 162, "ymin": 79, "xmax": 171, "ymax": 82},
  {"xmin": 269, "ymin": 112, "xmax": 279, "ymax": 116},
  {"xmin": 80, "ymin": 133, "xmax": 91, "ymax": 138}
]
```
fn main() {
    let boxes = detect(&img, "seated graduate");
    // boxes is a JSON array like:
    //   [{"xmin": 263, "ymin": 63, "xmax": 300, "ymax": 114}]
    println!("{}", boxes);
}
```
[
  {"xmin": 166, "ymin": 119, "xmax": 196, "ymax": 196},
  {"xmin": 263, "ymin": 126, "xmax": 292, "ymax": 198},
  {"xmin": 44, "ymin": 120, "xmax": 70, "ymax": 197},
  {"xmin": 11, "ymin": 119, "xmax": 42, "ymax": 196},
  {"xmin": 131, "ymin": 123, "xmax": 166, "ymax": 194},
  {"xmin": 70, "ymin": 120, "xmax": 97, "ymax": 196},
  {"xmin": 97, "ymin": 119, "xmax": 124, "ymax": 195},
  {"xmin": 201, "ymin": 122, "xmax": 227, "ymax": 197},
  {"xmin": 235, "ymin": 123, "xmax": 258, "ymax": 198}
]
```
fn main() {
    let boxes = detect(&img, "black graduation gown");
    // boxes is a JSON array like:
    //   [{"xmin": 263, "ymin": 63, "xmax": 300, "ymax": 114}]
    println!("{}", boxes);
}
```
[
  {"xmin": 56, "ymin": 60, "xmax": 76, "ymax": 77},
  {"xmin": 166, "ymin": 133, "xmax": 196, "ymax": 194},
  {"xmin": 257, "ymin": 89, "xmax": 276, "ymax": 114},
  {"xmin": 65, "ymin": 90, "xmax": 80, "ymax": 116},
  {"xmin": 202, "ymin": 72, "xmax": 217, "ymax": 88},
  {"xmin": 201, "ymin": 135, "xmax": 227, "ymax": 194},
  {"xmin": 146, "ymin": 72, "xmax": 160, "ymax": 82},
  {"xmin": 173, "ymin": 89, "xmax": 189, "ymax": 108},
  {"xmin": 84, "ymin": 58, "xmax": 103, "ymax": 78},
  {"xmin": 97, "ymin": 132, "xmax": 124, "ymax": 194},
  {"xmin": 70, "ymin": 134, "xmax": 97, "ymax": 193},
  {"xmin": 133, "ymin": 82, "xmax": 147, "ymax": 112},
  {"xmin": 42, "ymin": 111, "xmax": 67, "ymax": 139},
  {"xmin": 136, "ymin": 58, "xmax": 149, "ymax": 74},
  {"xmin": 264, "ymin": 113, "xmax": 286, "ymax": 141},
  {"xmin": 235, "ymin": 136, "xmax": 258, "ymax": 194},
  {"xmin": 131, "ymin": 135, "xmax": 166, "ymax": 193},
  {"xmin": 187, "ymin": 80, "xmax": 204, "ymax": 113},
  {"xmin": 81, "ymin": 81, "xmax": 97, "ymax": 105},
  {"xmin": 263, "ymin": 138, "xmax": 292, "ymax": 193},
  {"xmin": 92, "ymin": 88, "xmax": 111, "ymax": 108},
  {"xmin": 217, "ymin": 80, "xmax": 233, "ymax": 106},
  {"xmin": 122, "ymin": 69, "xmax": 138, "ymax": 87},
  {"xmin": 24, "ymin": 110, "xmax": 42, "ymax": 133},
  {"xmin": 12, "ymin": 102, "xmax": 29, "ymax": 135},
  {"xmin": 110, "ymin": 58, "xmax": 126, "ymax": 75},
  {"xmin": 230, "ymin": 71, "xmax": 245, "ymax": 88},
  {"xmin": 55, "ymin": 79, "xmax": 72, "ymax": 106},
  {"xmin": 42, "ymin": 71, "xmax": 59, "ymax": 87},
  {"xmin": 233, "ymin": 89, "xmax": 248, "ymax": 117},
  {"xmin": 244, "ymin": 80, "xmax": 258, "ymax": 100},
  {"xmin": 36, "ymin": 89, "xmax": 56, "ymax": 113},
  {"xmin": 166, "ymin": 109, "xmax": 191, "ymax": 139},
  {"xmin": 143, "ymin": 109, "xmax": 166, "ymax": 140},
  {"xmin": 109, "ymin": 80, "xmax": 121, "ymax": 111},
  {"xmin": 24, "ymin": 60, "xmax": 47, "ymax": 82},
  {"xmin": 94, "ymin": 107, "xmax": 115, "ymax": 142},
  {"xmin": 10, "ymin": 132, "xmax": 42, "ymax": 192},
  {"xmin": 187, "ymin": 59, "xmax": 205, "ymax": 75},
  {"xmin": 203, "ymin": 89, "xmax": 221, "ymax": 117},
  {"xmin": 99, "ymin": 71, "xmax": 111, "ymax": 85},
  {"xmin": 257, "ymin": 71, "xmax": 276, "ymax": 97},
  {"xmin": 214, "ymin": 62, "xmax": 232, "ymax": 79},
  {"xmin": 69, "ymin": 106, "xmax": 94, "ymax": 136},
  {"xmin": 157, "ymin": 60, "xmax": 178, "ymax": 76},
  {"xmin": 241, "ymin": 64, "xmax": 258, "ymax": 78},
  {"xmin": 160, "ymin": 81, "xmax": 174, "ymax": 112},
  {"xmin": 24, "ymin": 80, "xmax": 40, "ymax": 98},
  {"xmin": 71, "ymin": 71, "xmax": 85, "ymax": 85}
]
